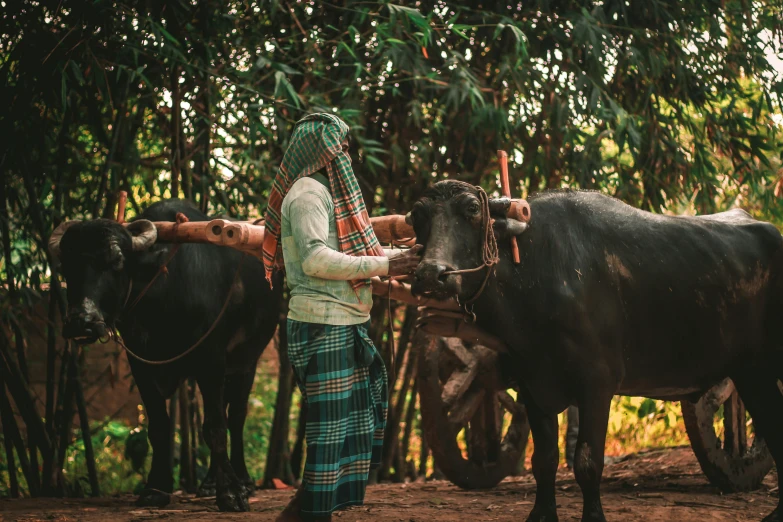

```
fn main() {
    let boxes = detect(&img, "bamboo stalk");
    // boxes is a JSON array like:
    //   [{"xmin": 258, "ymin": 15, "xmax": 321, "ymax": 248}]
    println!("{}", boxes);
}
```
[
  {"xmin": 168, "ymin": 391, "xmax": 177, "ymax": 473},
  {"xmin": 290, "ymin": 398, "xmax": 307, "ymax": 480},
  {"xmin": 188, "ymin": 379, "xmax": 198, "ymax": 484},
  {"xmin": 0, "ymin": 332, "xmax": 52, "ymax": 457},
  {"xmin": 179, "ymin": 380, "xmax": 193, "ymax": 491},
  {"xmin": 262, "ymin": 319, "xmax": 295, "ymax": 487},
  {"xmin": 55, "ymin": 349, "xmax": 75, "ymax": 494},
  {"xmin": 71, "ymin": 353, "xmax": 100, "ymax": 497},
  {"xmin": 171, "ymin": 66, "xmax": 181, "ymax": 199},
  {"xmin": 0, "ymin": 378, "xmax": 20, "ymax": 497},
  {"xmin": 399, "ymin": 364, "xmax": 419, "ymax": 481},
  {"xmin": 418, "ymin": 423, "xmax": 429, "ymax": 480}
]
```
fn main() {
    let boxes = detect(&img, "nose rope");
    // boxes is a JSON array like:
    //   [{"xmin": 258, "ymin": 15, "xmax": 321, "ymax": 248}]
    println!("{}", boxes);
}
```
[{"xmin": 440, "ymin": 184, "xmax": 500, "ymax": 307}]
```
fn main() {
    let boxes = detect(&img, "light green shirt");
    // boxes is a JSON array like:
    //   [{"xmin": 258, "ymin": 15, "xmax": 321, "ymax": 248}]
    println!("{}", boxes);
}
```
[{"xmin": 281, "ymin": 176, "xmax": 390, "ymax": 325}]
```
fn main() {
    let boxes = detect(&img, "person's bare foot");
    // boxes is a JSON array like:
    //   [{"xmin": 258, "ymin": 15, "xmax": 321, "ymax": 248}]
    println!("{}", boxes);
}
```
[
  {"xmin": 275, "ymin": 489, "xmax": 332, "ymax": 522},
  {"xmin": 275, "ymin": 489, "xmax": 303, "ymax": 522}
]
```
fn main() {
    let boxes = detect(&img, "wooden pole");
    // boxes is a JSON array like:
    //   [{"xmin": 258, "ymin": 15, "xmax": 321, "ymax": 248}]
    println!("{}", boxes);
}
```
[
  {"xmin": 497, "ymin": 150, "xmax": 520, "ymax": 263},
  {"xmin": 116, "ymin": 190, "xmax": 128, "ymax": 223}
]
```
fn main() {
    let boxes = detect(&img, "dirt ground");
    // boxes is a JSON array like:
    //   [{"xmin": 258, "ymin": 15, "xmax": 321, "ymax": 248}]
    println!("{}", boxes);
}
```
[{"xmin": 1, "ymin": 447, "xmax": 778, "ymax": 522}]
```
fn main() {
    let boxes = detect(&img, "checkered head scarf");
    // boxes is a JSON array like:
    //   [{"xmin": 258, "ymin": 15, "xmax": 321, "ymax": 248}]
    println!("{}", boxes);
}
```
[{"xmin": 262, "ymin": 113, "xmax": 384, "ymax": 290}]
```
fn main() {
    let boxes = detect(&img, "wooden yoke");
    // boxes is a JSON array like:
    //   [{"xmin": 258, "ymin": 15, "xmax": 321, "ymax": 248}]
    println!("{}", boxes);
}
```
[{"xmin": 111, "ymin": 192, "xmax": 509, "ymax": 353}]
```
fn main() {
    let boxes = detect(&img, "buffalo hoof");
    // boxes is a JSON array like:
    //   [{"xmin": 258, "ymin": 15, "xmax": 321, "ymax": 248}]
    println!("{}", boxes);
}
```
[
  {"xmin": 242, "ymin": 478, "xmax": 257, "ymax": 493},
  {"xmin": 581, "ymin": 513, "xmax": 607, "ymax": 522},
  {"xmin": 196, "ymin": 481, "xmax": 216, "ymax": 497},
  {"xmin": 217, "ymin": 487, "xmax": 250, "ymax": 512},
  {"xmin": 136, "ymin": 489, "xmax": 171, "ymax": 508},
  {"xmin": 526, "ymin": 507, "xmax": 558, "ymax": 522}
]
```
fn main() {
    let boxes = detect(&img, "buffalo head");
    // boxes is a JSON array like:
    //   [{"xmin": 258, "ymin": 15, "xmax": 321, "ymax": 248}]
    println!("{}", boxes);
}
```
[
  {"xmin": 49, "ymin": 219, "xmax": 158, "ymax": 344},
  {"xmin": 409, "ymin": 181, "xmax": 499, "ymax": 302}
]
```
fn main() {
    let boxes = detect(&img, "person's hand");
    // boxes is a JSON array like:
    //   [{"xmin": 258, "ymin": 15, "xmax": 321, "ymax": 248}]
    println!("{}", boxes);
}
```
[{"xmin": 387, "ymin": 244, "xmax": 423, "ymax": 276}]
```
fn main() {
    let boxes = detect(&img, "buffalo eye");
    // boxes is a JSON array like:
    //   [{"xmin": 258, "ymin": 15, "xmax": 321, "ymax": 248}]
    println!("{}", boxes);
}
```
[{"xmin": 467, "ymin": 202, "xmax": 481, "ymax": 216}]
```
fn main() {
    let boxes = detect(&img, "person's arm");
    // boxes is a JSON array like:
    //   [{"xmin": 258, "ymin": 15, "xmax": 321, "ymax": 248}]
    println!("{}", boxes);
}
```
[{"xmin": 290, "ymin": 190, "xmax": 389, "ymax": 280}]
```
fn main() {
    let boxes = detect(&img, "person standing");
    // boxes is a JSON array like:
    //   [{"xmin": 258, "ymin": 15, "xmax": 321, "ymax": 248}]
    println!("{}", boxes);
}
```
[{"xmin": 263, "ymin": 113, "xmax": 422, "ymax": 522}]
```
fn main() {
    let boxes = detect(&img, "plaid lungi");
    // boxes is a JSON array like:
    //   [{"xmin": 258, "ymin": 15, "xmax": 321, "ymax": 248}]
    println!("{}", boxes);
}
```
[{"xmin": 287, "ymin": 319, "xmax": 388, "ymax": 517}]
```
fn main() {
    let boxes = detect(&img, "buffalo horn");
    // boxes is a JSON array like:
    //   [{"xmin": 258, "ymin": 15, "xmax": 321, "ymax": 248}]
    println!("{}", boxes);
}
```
[
  {"xmin": 48, "ymin": 220, "xmax": 81, "ymax": 260},
  {"xmin": 488, "ymin": 197, "xmax": 511, "ymax": 217},
  {"xmin": 505, "ymin": 218, "xmax": 528, "ymax": 236},
  {"xmin": 127, "ymin": 219, "xmax": 158, "ymax": 251}
]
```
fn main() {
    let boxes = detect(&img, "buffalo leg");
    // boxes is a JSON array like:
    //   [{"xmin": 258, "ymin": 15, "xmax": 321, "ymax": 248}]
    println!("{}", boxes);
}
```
[
  {"xmin": 573, "ymin": 390, "xmax": 612, "ymax": 522},
  {"xmin": 227, "ymin": 371, "xmax": 256, "ymax": 492},
  {"xmin": 197, "ymin": 459, "xmax": 217, "ymax": 497},
  {"xmin": 136, "ymin": 382, "xmax": 173, "ymax": 508},
  {"xmin": 565, "ymin": 405, "xmax": 579, "ymax": 469},
  {"xmin": 733, "ymin": 370, "xmax": 783, "ymax": 522},
  {"xmin": 198, "ymin": 374, "xmax": 249, "ymax": 512},
  {"xmin": 525, "ymin": 398, "xmax": 560, "ymax": 522},
  {"xmin": 196, "ymin": 386, "xmax": 223, "ymax": 498}
]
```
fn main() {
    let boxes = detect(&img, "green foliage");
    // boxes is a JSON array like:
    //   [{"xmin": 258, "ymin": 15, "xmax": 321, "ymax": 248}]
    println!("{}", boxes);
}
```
[
  {"xmin": 1, "ymin": 1, "xmax": 782, "ymax": 291},
  {"xmin": 0, "ymin": 0, "xmax": 782, "ymax": 497}
]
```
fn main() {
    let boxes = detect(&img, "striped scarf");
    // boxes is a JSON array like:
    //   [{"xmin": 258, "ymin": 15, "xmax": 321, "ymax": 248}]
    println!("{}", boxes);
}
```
[{"xmin": 262, "ymin": 113, "xmax": 384, "ymax": 291}]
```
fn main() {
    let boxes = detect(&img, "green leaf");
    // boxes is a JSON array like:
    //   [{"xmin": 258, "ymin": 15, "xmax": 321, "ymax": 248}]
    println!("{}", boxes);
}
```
[
  {"xmin": 69, "ymin": 61, "xmax": 84, "ymax": 85},
  {"xmin": 61, "ymin": 73, "xmax": 67, "ymax": 110},
  {"xmin": 507, "ymin": 24, "xmax": 528, "ymax": 58},
  {"xmin": 158, "ymin": 26, "xmax": 180, "ymax": 46},
  {"xmin": 274, "ymin": 71, "xmax": 301, "ymax": 108}
]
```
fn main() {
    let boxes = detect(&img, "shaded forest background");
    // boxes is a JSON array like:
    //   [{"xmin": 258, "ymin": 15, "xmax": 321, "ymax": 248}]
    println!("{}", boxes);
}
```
[{"xmin": 1, "ymin": 0, "xmax": 782, "ymax": 498}]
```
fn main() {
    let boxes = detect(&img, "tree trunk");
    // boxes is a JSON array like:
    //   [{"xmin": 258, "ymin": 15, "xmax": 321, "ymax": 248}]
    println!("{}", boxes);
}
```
[
  {"xmin": 263, "ymin": 322, "xmax": 295, "ymax": 487},
  {"xmin": 290, "ymin": 398, "xmax": 307, "ymax": 481}
]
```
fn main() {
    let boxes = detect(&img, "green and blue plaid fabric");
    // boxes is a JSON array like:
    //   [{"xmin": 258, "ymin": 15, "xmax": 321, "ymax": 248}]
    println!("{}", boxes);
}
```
[{"xmin": 287, "ymin": 319, "xmax": 388, "ymax": 517}]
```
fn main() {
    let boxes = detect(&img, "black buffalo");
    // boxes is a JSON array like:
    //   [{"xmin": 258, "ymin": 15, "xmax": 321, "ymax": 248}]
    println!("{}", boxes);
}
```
[
  {"xmin": 410, "ymin": 181, "xmax": 783, "ymax": 522},
  {"xmin": 49, "ymin": 200, "xmax": 283, "ymax": 512}
]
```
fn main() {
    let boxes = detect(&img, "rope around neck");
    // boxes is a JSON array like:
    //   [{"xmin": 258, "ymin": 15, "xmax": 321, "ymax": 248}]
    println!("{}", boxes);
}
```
[{"xmin": 110, "ymin": 253, "xmax": 247, "ymax": 366}]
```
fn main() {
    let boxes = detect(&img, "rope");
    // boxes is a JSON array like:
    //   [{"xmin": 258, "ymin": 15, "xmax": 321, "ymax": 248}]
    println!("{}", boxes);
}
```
[
  {"xmin": 112, "ymin": 253, "xmax": 247, "ymax": 366},
  {"xmin": 440, "ymin": 183, "xmax": 500, "ymax": 307},
  {"xmin": 124, "ymin": 244, "xmax": 181, "ymax": 313}
]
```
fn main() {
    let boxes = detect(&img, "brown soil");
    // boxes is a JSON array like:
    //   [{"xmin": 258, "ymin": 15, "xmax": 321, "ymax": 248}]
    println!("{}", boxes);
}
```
[{"xmin": 1, "ymin": 447, "xmax": 778, "ymax": 522}]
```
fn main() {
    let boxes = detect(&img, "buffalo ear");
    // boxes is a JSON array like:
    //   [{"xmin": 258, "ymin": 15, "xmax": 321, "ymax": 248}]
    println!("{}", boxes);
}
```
[{"xmin": 129, "ymin": 248, "xmax": 167, "ymax": 280}]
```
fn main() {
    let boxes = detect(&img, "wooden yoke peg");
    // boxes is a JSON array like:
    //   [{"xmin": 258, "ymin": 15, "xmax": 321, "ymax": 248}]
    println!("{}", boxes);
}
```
[{"xmin": 497, "ymin": 150, "xmax": 521, "ymax": 264}]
